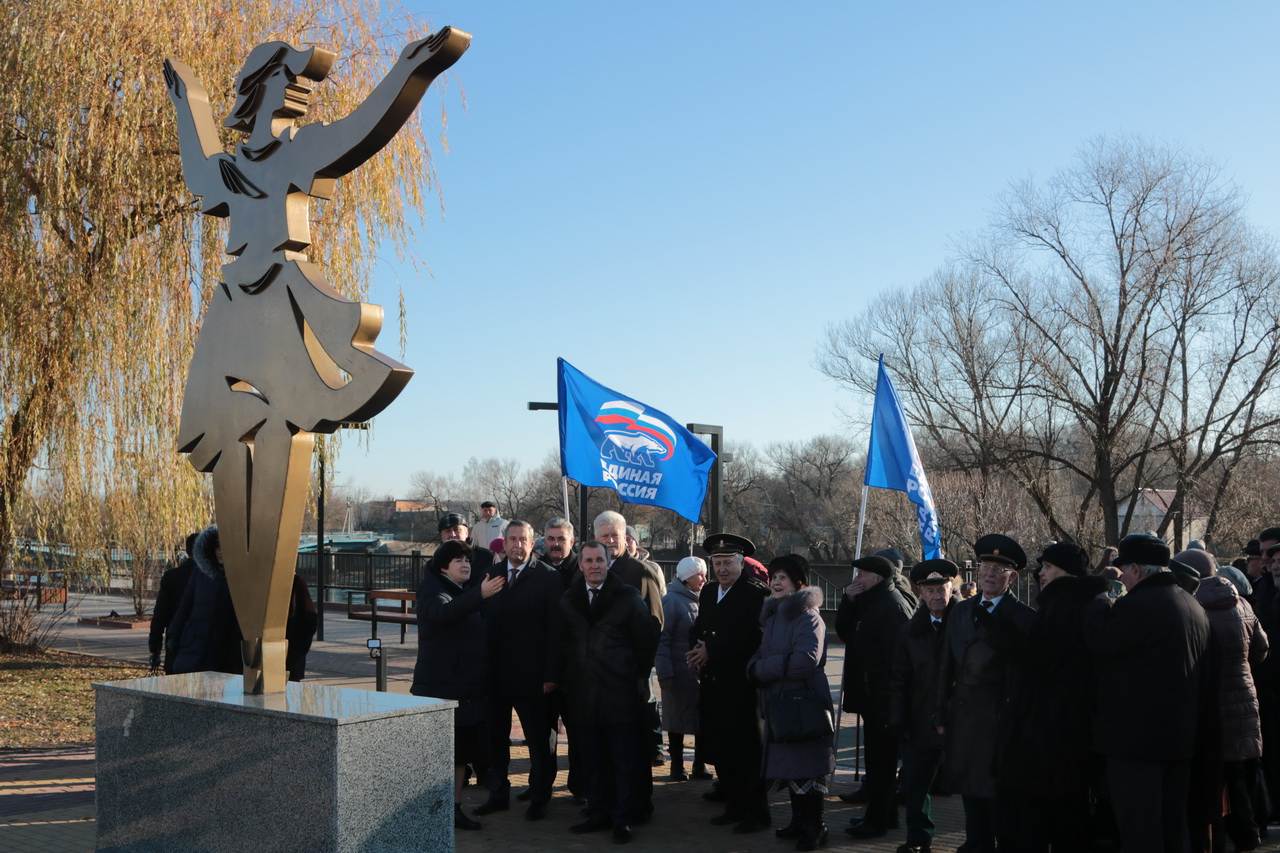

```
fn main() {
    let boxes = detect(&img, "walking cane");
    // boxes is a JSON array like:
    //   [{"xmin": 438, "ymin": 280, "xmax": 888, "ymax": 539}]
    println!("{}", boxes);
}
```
[{"xmin": 833, "ymin": 682, "xmax": 844, "ymax": 770}]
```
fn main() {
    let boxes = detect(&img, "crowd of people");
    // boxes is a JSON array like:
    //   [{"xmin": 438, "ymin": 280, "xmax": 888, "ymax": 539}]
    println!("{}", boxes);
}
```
[
  {"xmin": 836, "ymin": 527, "xmax": 1280, "ymax": 853},
  {"xmin": 147, "ymin": 508, "xmax": 1280, "ymax": 852}
]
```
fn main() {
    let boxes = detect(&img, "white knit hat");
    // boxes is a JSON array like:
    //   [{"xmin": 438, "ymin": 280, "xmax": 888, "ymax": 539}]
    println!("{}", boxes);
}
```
[{"xmin": 676, "ymin": 556, "xmax": 707, "ymax": 581}]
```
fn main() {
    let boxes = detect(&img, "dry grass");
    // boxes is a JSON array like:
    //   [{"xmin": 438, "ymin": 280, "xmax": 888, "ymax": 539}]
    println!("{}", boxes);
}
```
[{"xmin": 0, "ymin": 649, "xmax": 148, "ymax": 748}]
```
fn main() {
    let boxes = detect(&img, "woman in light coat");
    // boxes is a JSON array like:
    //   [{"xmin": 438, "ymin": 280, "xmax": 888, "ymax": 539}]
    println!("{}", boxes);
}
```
[
  {"xmin": 749, "ymin": 554, "xmax": 834, "ymax": 851},
  {"xmin": 656, "ymin": 555, "xmax": 708, "ymax": 780}
]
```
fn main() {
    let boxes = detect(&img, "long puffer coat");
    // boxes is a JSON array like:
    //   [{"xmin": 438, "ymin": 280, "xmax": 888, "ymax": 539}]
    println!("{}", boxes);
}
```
[
  {"xmin": 1196, "ymin": 575, "xmax": 1269, "ymax": 761},
  {"xmin": 749, "ymin": 587, "xmax": 835, "ymax": 782},
  {"xmin": 656, "ymin": 578, "xmax": 700, "ymax": 733},
  {"xmin": 167, "ymin": 526, "xmax": 242, "ymax": 676}
]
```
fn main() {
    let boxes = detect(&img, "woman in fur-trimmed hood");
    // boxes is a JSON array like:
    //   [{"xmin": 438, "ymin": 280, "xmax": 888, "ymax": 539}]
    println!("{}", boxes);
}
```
[
  {"xmin": 166, "ymin": 525, "xmax": 243, "ymax": 676},
  {"xmin": 748, "ymin": 555, "xmax": 834, "ymax": 851}
]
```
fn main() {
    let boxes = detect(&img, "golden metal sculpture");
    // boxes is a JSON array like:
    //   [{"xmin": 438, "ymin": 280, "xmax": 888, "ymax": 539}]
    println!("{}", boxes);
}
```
[{"xmin": 167, "ymin": 27, "xmax": 470, "ymax": 693}]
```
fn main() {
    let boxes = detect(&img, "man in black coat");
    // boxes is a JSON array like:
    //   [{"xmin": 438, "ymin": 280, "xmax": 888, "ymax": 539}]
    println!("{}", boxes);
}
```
[
  {"xmin": 890, "ymin": 559, "xmax": 958, "ymax": 853},
  {"xmin": 594, "ymin": 509, "xmax": 664, "ymax": 817},
  {"xmin": 475, "ymin": 519, "xmax": 563, "ymax": 820},
  {"xmin": 688, "ymin": 532, "xmax": 772, "ymax": 833},
  {"xmin": 1086, "ymin": 533, "xmax": 1211, "ymax": 853},
  {"xmin": 935, "ymin": 533, "xmax": 1036, "ymax": 853},
  {"xmin": 997, "ymin": 542, "xmax": 1108, "ymax": 852},
  {"xmin": 438, "ymin": 511, "xmax": 495, "ymax": 582},
  {"xmin": 1251, "ymin": 528, "xmax": 1280, "ymax": 821},
  {"xmin": 564, "ymin": 541, "xmax": 660, "ymax": 844},
  {"xmin": 846, "ymin": 555, "xmax": 915, "ymax": 839},
  {"xmin": 836, "ymin": 548, "xmax": 917, "ymax": 806},
  {"xmin": 149, "ymin": 531, "xmax": 198, "ymax": 673},
  {"xmin": 544, "ymin": 517, "xmax": 580, "ymax": 590},
  {"xmin": 541, "ymin": 516, "xmax": 583, "ymax": 802}
]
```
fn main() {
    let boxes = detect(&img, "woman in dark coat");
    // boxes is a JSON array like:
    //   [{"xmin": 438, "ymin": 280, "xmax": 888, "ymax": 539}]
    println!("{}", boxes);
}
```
[
  {"xmin": 167, "ymin": 526, "xmax": 242, "ymax": 676},
  {"xmin": 1196, "ymin": 571, "xmax": 1270, "ymax": 850},
  {"xmin": 410, "ymin": 539, "xmax": 505, "ymax": 830},
  {"xmin": 749, "ymin": 555, "xmax": 834, "ymax": 852}
]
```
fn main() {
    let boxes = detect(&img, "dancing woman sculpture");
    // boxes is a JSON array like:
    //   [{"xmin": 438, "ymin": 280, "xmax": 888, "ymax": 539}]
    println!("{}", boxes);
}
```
[{"xmin": 167, "ymin": 27, "xmax": 470, "ymax": 693}]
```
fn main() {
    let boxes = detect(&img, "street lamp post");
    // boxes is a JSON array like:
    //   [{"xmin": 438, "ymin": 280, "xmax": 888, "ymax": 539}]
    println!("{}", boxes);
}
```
[
  {"xmin": 313, "ymin": 421, "xmax": 368, "ymax": 643},
  {"xmin": 686, "ymin": 423, "xmax": 724, "ymax": 536},
  {"xmin": 527, "ymin": 401, "xmax": 589, "ymax": 532}
]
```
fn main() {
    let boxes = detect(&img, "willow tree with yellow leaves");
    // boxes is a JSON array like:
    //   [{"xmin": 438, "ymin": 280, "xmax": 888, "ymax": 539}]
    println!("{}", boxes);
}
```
[{"xmin": 0, "ymin": 0, "xmax": 449, "ymax": 610}]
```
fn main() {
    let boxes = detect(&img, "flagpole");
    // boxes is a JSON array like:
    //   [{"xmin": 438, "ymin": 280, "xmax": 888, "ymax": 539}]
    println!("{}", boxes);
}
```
[
  {"xmin": 561, "ymin": 476, "xmax": 571, "ymax": 521},
  {"xmin": 854, "ymin": 485, "xmax": 869, "ymax": 559}
]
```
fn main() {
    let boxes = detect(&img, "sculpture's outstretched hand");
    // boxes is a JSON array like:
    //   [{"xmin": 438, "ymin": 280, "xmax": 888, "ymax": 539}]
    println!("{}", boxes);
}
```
[
  {"xmin": 162, "ymin": 59, "xmax": 185, "ymax": 100},
  {"xmin": 294, "ymin": 27, "xmax": 470, "ymax": 183},
  {"xmin": 163, "ymin": 57, "xmax": 224, "ymax": 201}
]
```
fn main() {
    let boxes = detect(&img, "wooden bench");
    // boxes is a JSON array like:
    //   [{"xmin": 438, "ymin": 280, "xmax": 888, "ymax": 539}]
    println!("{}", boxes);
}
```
[{"xmin": 346, "ymin": 589, "xmax": 416, "ymax": 643}]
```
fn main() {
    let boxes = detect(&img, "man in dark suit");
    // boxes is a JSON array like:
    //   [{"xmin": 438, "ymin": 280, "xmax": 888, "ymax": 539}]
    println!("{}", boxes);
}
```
[
  {"xmin": 891, "ymin": 559, "xmax": 959, "ymax": 853},
  {"xmin": 592, "ymin": 509, "xmax": 663, "ymax": 821},
  {"xmin": 594, "ymin": 510, "xmax": 664, "ymax": 626},
  {"xmin": 541, "ymin": 516, "xmax": 583, "ymax": 802},
  {"xmin": 689, "ymin": 532, "xmax": 772, "ymax": 833},
  {"xmin": 544, "ymin": 516, "xmax": 580, "ymax": 589},
  {"xmin": 150, "ymin": 531, "xmax": 198, "ymax": 673},
  {"xmin": 475, "ymin": 519, "xmax": 563, "ymax": 821},
  {"xmin": 564, "ymin": 540, "xmax": 660, "ymax": 844}
]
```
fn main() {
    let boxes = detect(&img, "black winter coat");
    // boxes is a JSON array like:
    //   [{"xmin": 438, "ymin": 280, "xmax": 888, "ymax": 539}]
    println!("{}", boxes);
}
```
[
  {"xmin": 935, "ymin": 592, "xmax": 1036, "ymax": 798},
  {"xmin": 845, "ymin": 580, "xmax": 914, "ymax": 720},
  {"xmin": 690, "ymin": 572, "xmax": 770, "ymax": 764},
  {"xmin": 1251, "ymin": 572, "xmax": 1280, "ymax": 689},
  {"xmin": 559, "ymin": 574, "xmax": 659, "ymax": 727},
  {"xmin": 167, "ymin": 527, "xmax": 242, "ymax": 676},
  {"xmin": 412, "ymin": 571, "xmax": 489, "ymax": 724},
  {"xmin": 890, "ymin": 602, "xmax": 952, "ymax": 749},
  {"xmin": 484, "ymin": 558, "xmax": 563, "ymax": 698},
  {"xmin": 836, "ymin": 572, "xmax": 917, "ymax": 713},
  {"xmin": 548, "ymin": 554, "xmax": 580, "ymax": 590},
  {"xmin": 997, "ymin": 575, "xmax": 1108, "ymax": 802},
  {"xmin": 1087, "ymin": 571, "xmax": 1211, "ymax": 761},
  {"xmin": 285, "ymin": 574, "xmax": 318, "ymax": 681},
  {"xmin": 149, "ymin": 557, "xmax": 194, "ymax": 662}
]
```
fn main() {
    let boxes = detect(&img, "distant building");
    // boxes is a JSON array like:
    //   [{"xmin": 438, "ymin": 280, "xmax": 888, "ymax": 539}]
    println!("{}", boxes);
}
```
[{"xmin": 1117, "ymin": 488, "xmax": 1207, "ymax": 551}]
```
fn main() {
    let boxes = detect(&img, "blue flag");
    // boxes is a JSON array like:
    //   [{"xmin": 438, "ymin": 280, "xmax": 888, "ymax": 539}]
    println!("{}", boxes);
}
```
[
  {"xmin": 557, "ymin": 358, "xmax": 715, "ymax": 522},
  {"xmin": 865, "ymin": 356, "xmax": 942, "ymax": 559}
]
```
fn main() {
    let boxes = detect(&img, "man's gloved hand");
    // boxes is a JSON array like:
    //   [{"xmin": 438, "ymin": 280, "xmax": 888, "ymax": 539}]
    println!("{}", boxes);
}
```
[{"xmin": 148, "ymin": 652, "xmax": 161, "ymax": 672}]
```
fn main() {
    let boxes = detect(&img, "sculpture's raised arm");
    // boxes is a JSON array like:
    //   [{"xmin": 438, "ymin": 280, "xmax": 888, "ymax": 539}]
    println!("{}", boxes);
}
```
[
  {"xmin": 163, "ymin": 58, "xmax": 228, "ymax": 211},
  {"xmin": 292, "ymin": 26, "xmax": 470, "ymax": 183}
]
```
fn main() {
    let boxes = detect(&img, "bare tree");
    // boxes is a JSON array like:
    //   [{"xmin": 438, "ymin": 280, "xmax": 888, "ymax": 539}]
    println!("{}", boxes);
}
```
[{"xmin": 820, "ymin": 138, "xmax": 1280, "ymax": 549}]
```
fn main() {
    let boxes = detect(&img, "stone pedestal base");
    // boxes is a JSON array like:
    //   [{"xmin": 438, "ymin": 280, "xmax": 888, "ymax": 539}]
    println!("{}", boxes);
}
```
[{"xmin": 94, "ymin": 673, "xmax": 455, "ymax": 852}]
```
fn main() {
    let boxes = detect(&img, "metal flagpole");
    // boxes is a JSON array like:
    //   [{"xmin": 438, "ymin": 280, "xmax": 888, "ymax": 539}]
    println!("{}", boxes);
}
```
[
  {"xmin": 561, "ymin": 476, "xmax": 571, "ymax": 520},
  {"xmin": 834, "ymin": 484, "xmax": 871, "ymax": 778},
  {"xmin": 854, "ymin": 484, "xmax": 869, "ymax": 559}
]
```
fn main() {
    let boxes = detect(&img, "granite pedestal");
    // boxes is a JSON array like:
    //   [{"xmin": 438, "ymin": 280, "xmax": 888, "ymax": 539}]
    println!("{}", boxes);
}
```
[{"xmin": 94, "ymin": 673, "xmax": 455, "ymax": 852}]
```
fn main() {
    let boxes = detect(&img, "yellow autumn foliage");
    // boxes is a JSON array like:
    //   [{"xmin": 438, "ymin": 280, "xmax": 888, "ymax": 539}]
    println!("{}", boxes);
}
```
[{"xmin": 0, "ymin": 0, "xmax": 449, "ymax": 610}]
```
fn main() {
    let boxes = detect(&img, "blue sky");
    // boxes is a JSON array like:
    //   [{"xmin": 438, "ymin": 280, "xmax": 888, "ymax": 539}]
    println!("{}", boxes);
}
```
[{"xmin": 339, "ymin": 1, "xmax": 1280, "ymax": 496}]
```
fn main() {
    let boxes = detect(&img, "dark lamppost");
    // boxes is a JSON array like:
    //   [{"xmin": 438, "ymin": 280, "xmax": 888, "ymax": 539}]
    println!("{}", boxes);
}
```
[
  {"xmin": 685, "ymin": 423, "xmax": 724, "ymax": 536},
  {"xmin": 527, "ymin": 402, "xmax": 589, "ymax": 532},
  {"xmin": 314, "ymin": 421, "xmax": 368, "ymax": 642}
]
